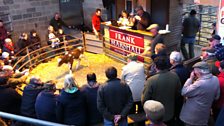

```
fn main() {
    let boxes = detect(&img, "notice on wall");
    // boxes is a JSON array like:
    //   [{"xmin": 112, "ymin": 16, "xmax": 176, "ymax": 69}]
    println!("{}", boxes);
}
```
[
  {"xmin": 109, "ymin": 27, "xmax": 145, "ymax": 60},
  {"xmin": 217, "ymin": 0, "xmax": 224, "ymax": 44}
]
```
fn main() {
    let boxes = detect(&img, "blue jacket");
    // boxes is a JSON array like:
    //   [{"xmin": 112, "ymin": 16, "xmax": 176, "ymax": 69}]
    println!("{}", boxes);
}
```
[
  {"xmin": 216, "ymin": 108, "xmax": 224, "ymax": 126},
  {"xmin": 56, "ymin": 90, "xmax": 86, "ymax": 126},
  {"xmin": 170, "ymin": 64, "xmax": 190, "ymax": 86},
  {"xmin": 21, "ymin": 83, "xmax": 44, "ymax": 118},
  {"xmin": 35, "ymin": 90, "xmax": 57, "ymax": 122}
]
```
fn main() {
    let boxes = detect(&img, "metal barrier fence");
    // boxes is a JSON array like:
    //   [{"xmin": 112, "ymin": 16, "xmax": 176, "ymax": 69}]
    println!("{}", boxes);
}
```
[
  {"xmin": 0, "ymin": 111, "xmax": 67, "ymax": 126},
  {"xmin": 183, "ymin": 4, "xmax": 218, "ymax": 46},
  {"xmin": 12, "ymin": 34, "xmax": 84, "ymax": 71}
]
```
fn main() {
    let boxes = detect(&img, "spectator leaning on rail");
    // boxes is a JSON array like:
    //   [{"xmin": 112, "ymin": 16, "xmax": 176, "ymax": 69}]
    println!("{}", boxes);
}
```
[
  {"xmin": 121, "ymin": 53, "xmax": 145, "ymax": 114},
  {"xmin": 181, "ymin": 9, "xmax": 200, "ymax": 60},
  {"xmin": 81, "ymin": 72, "xmax": 103, "ymax": 126},
  {"xmin": 141, "ymin": 56, "xmax": 181, "ymax": 126},
  {"xmin": 180, "ymin": 61, "xmax": 220, "ymax": 126},
  {"xmin": 20, "ymin": 76, "xmax": 44, "ymax": 118},
  {"xmin": 35, "ymin": 80, "xmax": 58, "ymax": 122},
  {"xmin": 56, "ymin": 74, "xmax": 86, "ymax": 126},
  {"xmin": 28, "ymin": 29, "xmax": 41, "ymax": 51},
  {"xmin": 97, "ymin": 66, "xmax": 133, "ymax": 126},
  {"xmin": 17, "ymin": 33, "xmax": 31, "ymax": 56},
  {"xmin": 143, "ymin": 100, "xmax": 167, "ymax": 126}
]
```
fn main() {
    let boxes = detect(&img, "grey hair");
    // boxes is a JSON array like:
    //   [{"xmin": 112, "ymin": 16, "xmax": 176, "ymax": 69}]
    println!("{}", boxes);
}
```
[{"xmin": 64, "ymin": 74, "xmax": 77, "ymax": 90}]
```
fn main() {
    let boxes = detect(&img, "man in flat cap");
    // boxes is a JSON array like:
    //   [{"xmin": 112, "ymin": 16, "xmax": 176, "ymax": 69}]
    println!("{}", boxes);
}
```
[
  {"xmin": 180, "ymin": 61, "xmax": 220, "ymax": 126},
  {"xmin": 134, "ymin": 5, "xmax": 152, "ymax": 30},
  {"xmin": 121, "ymin": 53, "xmax": 145, "ymax": 114}
]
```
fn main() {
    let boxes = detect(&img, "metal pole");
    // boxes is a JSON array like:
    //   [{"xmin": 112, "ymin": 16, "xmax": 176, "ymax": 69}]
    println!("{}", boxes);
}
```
[
  {"xmin": 0, "ymin": 111, "xmax": 67, "ymax": 126},
  {"xmin": 26, "ymin": 47, "xmax": 32, "ymax": 69}
]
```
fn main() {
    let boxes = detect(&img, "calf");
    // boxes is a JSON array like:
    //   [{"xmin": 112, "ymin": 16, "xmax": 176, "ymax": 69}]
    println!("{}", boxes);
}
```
[{"xmin": 58, "ymin": 46, "xmax": 86, "ymax": 74}]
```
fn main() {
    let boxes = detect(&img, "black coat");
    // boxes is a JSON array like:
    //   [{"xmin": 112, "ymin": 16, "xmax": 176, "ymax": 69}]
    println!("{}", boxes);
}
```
[
  {"xmin": 21, "ymin": 83, "xmax": 44, "ymax": 118},
  {"xmin": 97, "ymin": 78, "xmax": 133, "ymax": 121},
  {"xmin": 50, "ymin": 18, "xmax": 67, "ymax": 31},
  {"xmin": 82, "ymin": 86, "xmax": 103, "ymax": 125},
  {"xmin": 35, "ymin": 90, "xmax": 57, "ymax": 122},
  {"xmin": 0, "ymin": 85, "xmax": 21, "ymax": 115},
  {"xmin": 170, "ymin": 63, "xmax": 190, "ymax": 86},
  {"xmin": 56, "ymin": 90, "xmax": 86, "ymax": 126}
]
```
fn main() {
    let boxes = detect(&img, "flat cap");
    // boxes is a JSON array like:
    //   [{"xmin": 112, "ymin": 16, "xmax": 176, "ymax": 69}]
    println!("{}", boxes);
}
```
[
  {"xmin": 126, "ymin": 53, "xmax": 138, "ymax": 61},
  {"xmin": 193, "ymin": 61, "xmax": 209, "ymax": 69}
]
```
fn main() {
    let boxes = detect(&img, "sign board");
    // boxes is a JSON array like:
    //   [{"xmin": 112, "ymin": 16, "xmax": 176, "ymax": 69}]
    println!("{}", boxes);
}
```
[
  {"xmin": 217, "ymin": 0, "xmax": 224, "ymax": 44},
  {"xmin": 109, "ymin": 27, "xmax": 144, "ymax": 60}
]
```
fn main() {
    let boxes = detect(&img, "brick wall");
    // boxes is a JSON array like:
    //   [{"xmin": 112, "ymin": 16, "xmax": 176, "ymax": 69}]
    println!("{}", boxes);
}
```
[{"xmin": 0, "ymin": 0, "xmax": 59, "ymax": 44}]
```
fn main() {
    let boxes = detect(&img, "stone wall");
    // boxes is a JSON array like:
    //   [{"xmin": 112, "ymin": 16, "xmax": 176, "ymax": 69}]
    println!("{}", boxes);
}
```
[{"xmin": 0, "ymin": 0, "xmax": 59, "ymax": 44}]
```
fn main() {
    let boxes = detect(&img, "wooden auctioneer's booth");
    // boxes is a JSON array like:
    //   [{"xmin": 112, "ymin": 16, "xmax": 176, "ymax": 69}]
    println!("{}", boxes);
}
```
[{"xmin": 102, "ymin": 0, "xmax": 183, "ymax": 64}]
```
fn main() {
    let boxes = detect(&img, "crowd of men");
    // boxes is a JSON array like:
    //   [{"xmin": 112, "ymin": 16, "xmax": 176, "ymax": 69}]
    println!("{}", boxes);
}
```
[{"xmin": 0, "ymin": 7, "xmax": 223, "ymax": 126}]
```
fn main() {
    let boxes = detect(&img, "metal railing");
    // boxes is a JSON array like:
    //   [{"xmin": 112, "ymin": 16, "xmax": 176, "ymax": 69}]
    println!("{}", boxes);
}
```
[
  {"xmin": 0, "ymin": 111, "xmax": 67, "ymax": 126},
  {"xmin": 183, "ymin": 4, "xmax": 218, "ymax": 46},
  {"xmin": 12, "ymin": 34, "xmax": 84, "ymax": 71}
]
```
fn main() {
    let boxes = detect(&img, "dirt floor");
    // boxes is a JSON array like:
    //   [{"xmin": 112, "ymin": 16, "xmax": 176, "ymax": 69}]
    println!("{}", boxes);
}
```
[{"xmin": 28, "ymin": 52, "xmax": 125, "ymax": 89}]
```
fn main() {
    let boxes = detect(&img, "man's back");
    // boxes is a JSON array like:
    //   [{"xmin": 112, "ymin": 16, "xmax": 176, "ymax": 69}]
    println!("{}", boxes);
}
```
[
  {"xmin": 180, "ymin": 74, "xmax": 220, "ymax": 125},
  {"xmin": 142, "ymin": 70, "xmax": 181, "ymax": 121},
  {"xmin": 21, "ymin": 83, "xmax": 43, "ymax": 117},
  {"xmin": 122, "ymin": 61, "xmax": 145, "ymax": 101},
  {"xmin": 97, "ymin": 78, "xmax": 133, "ymax": 120},
  {"xmin": 182, "ymin": 15, "xmax": 200, "ymax": 37}
]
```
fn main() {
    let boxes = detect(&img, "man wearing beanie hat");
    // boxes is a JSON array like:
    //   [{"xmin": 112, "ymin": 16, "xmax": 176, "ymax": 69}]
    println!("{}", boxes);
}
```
[
  {"xmin": 180, "ymin": 61, "xmax": 220, "ymax": 126},
  {"xmin": 143, "ymin": 100, "xmax": 166, "ymax": 126},
  {"xmin": 134, "ymin": 5, "xmax": 152, "ymax": 30}
]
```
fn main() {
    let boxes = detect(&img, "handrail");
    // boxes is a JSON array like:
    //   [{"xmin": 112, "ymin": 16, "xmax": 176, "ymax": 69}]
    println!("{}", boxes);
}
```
[
  {"xmin": 0, "ymin": 111, "xmax": 67, "ymax": 126},
  {"xmin": 13, "ymin": 36, "xmax": 83, "ymax": 71},
  {"xmin": 14, "ymin": 42, "xmax": 41, "ymax": 57}
]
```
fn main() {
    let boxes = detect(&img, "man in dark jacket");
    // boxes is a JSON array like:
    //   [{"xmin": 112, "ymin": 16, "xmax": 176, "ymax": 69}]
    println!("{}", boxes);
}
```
[
  {"xmin": 21, "ymin": 76, "xmax": 44, "ymax": 118},
  {"xmin": 50, "ymin": 13, "xmax": 69, "ymax": 31},
  {"xmin": 35, "ymin": 81, "xmax": 57, "ymax": 122},
  {"xmin": 169, "ymin": 51, "xmax": 190, "ymax": 86},
  {"xmin": 169, "ymin": 51, "xmax": 190, "ymax": 126},
  {"xmin": 134, "ymin": 6, "xmax": 152, "ymax": 30},
  {"xmin": 181, "ymin": 9, "xmax": 200, "ymax": 60},
  {"xmin": 0, "ymin": 77, "xmax": 21, "ymax": 115},
  {"xmin": 142, "ymin": 56, "xmax": 181, "ymax": 126},
  {"xmin": 97, "ymin": 66, "xmax": 133, "ymax": 125},
  {"xmin": 81, "ymin": 73, "xmax": 103, "ymax": 125}
]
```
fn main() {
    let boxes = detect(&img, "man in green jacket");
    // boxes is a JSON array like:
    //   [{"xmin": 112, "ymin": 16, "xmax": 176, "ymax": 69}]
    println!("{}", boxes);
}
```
[{"xmin": 142, "ymin": 56, "xmax": 181, "ymax": 126}]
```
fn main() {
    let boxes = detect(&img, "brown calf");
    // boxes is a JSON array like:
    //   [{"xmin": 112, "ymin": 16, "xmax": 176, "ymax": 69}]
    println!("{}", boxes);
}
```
[{"xmin": 58, "ymin": 46, "xmax": 85, "ymax": 74}]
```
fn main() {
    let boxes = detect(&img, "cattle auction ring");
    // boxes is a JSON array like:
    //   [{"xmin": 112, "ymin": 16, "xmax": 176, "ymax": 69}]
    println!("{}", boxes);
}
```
[{"xmin": 28, "ymin": 52, "xmax": 124, "ymax": 89}]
